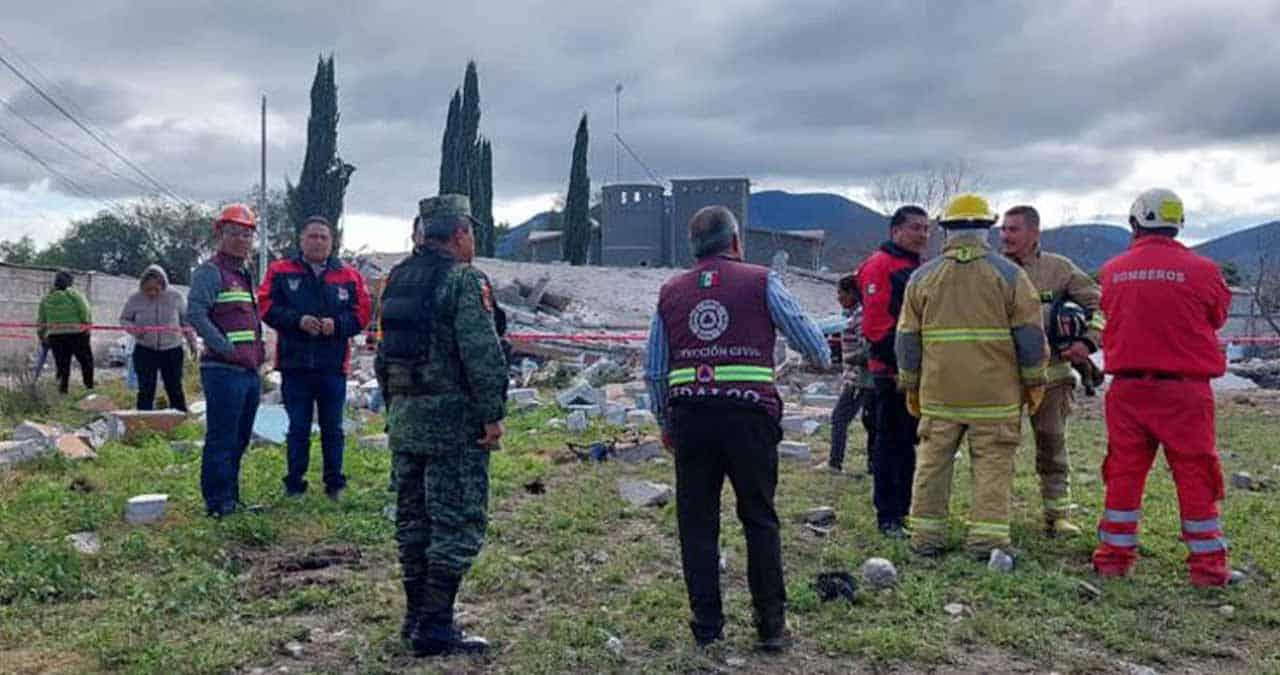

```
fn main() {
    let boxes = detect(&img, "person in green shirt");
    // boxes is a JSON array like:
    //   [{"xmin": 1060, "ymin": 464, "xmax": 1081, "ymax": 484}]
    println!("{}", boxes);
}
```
[{"xmin": 37, "ymin": 270, "xmax": 94, "ymax": 394}]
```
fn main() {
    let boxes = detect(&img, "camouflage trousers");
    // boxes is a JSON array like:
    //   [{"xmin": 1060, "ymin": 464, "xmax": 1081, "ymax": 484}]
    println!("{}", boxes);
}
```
[
  {"xmin": 393, "ymin": 448, "xmax": 492, "ymax": 580},
  {"xmin": 1030, "ymin": 382, "xmax": 1074, "ymax": 518}
]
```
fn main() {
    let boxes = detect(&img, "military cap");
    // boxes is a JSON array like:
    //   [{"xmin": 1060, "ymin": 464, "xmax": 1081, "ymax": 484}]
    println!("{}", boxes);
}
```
[{"xmin": 419, "ymin": 194, "xmax": 479, "ymax": 239}]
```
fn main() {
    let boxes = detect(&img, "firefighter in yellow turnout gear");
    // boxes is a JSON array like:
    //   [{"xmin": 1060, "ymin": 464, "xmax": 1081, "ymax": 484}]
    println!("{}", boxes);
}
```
[
  {"xmin": 896, "ymin": 195, "xmax": 1048, "ymax": 557},
  {"xmin": 1000, "ymin": 205, "xmax": 1104, "ymax": 536}
]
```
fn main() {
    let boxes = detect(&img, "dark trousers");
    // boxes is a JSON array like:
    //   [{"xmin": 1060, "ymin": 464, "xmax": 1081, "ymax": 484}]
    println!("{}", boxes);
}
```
[
  {"xmin": 281, "ymin": 371, "xmax": 348, "ymax": 494},
  {"xmin": 48, "ymin": 332, "xmax": 94, "ymax": 394},
  {"xmin": 829, "ymin": 384, "xmax": 875, "ymax": 471},
  {"xmin": 670, "ymin": 403, "xmax": 785, "ymax": 639},
  {"xmin": 133, "ymin": 345, "xmax": 187, "ymax": 411},
  {"xmin": 200, "ymin": 367, "xmax": 260, "ymax": 515},
  {"xmin": 871, "ymin": 377, "xmax": 918, "ymax": 530}
]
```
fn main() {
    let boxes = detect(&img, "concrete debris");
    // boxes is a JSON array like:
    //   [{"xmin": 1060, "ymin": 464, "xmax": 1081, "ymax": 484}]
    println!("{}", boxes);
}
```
[
  {"xmin": 108, "ymin": 410, "xmax": 189, "ymax": 441},
  {"xmin": 125, "ymin": 494, "xmax": 168, "ymax": 524},
  {"xmin": 617, "ymin": 479, "xmax": 672, "ymax": 508},
  {"xmin": 943, "ymin": 602, "xmax": 968, "ymax": 618},
  {"xmin": 581, "ymin": 358, "xmax": 627, "ymax": 387},
  {"xmin": 77, "ymin": 393, "xmax": 117, "ymax": 412},
  {"xmin": 778, "ymin": 441, "xmax": 811, "ymax": 461},
  {"xmin": 547, "ymin": 418, "xmax": 565, "ymax": 430},
  {"xmin": 1219, "ymin": 605, "xmax": 1236, "ymax": 618},
  {"xmin": 557, "ymin": 382, "xmax": 604, "ymax": 408},
  {"xmin": 604, "ymin": 634, "xmax": 624, "ymax": 658},
  {"xmin": 1231, "ymin": 472, "xmax": 1254, "ymax": 490},
  {"xmin": 861, "ymin": 558, "xmax": 899, "ymax": 590},
  {"xmin": 614, "ymin": 438, "xmax": 662, "ymax": 464},
  {"xmin": 802, "ymin": 393, "xmax": 839, "ymax": 408},
  {"xmin": 719, "ymin": 550, "xmax": 727, "ymax": 573},
  {"xmin": 283, "ymin": 641, "xmax": 306, "ymax": 659},
  {"xmin": 14, "ymin": 421, "xmax": 60, "ymax": 445},
  {"xmin": 383, "ymin": 504, "xmax": 397, "ymax": 522},
  {"xmin": 56, "ymin": 434, "xmax": 96, "ymax": 461},
  {"xmin": 625, "ymin": 409, "xmax": 657, "ymax": 427},
  {"xmin": 804, "ymin": 381, "xmax": 832, "ymax": 396},
  {"xmin": 358, "ymin": 434, "xmax": 389, "ymax": 450},
  {"xmin": 805, "ymin": 523, "xmax": 833, "ymax": 537},
  {"xmin": 1211, "ymin": 372, "xmax": 1258, "ymax": 392},
  {"xmin": 188, "ymin": 401, "xmax": 207, "ymax": 416},
  {"xmin": 0, "ymin": 438, "xmax": 56, "ymax": 469},
  {"xmin": 65, "ymin": 532, "xmax": 102, "ymax": 555},
  {"xmin": 1126, "ymin": 665, "xmax": 1159, "ymax": 675},
  {"xmin": 988, "ymin": 549, "xmax": 1015, "ymax": 573},
  {"xmin": 567, "ymin": 404, "xmax": 602, "ymax": 419},
  {"xmin": 1076, "ymin": 579, "xmax": 1103, "ymax": 601},
  {"xmin": 803, "ymin": 506, "xmax": 836, "ymax": 527},
  {"xmin": 251, "ymin": 405, "xmax": 292, "ymax": 445},
  {"xmin": 632, "ymin": 393, "xmax": 650, "ymax": 411},
  {"xmin": 79, "ymin": 417, "xmax": 120, "ymax": 450},
  {"xmin": 781, "ymin": 416, "xmax": 821, "ymax": 436},
  {"xmin": 603, "ymin": 404, "xmax": 628, "ymax": 426},
  {"xmin": 567, "ymin": 410, "xmax": 589, "ymax": 434},
  {"xmin": 508, "ymin": 388, "xmax": 539, "ymax": 404},
  {"xmin": 1230, "ymin": 570, "xmax": 1248, "ymax": 585}
]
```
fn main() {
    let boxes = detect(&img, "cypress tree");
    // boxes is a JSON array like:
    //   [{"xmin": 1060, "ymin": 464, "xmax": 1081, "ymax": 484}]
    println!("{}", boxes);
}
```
[
  {"xmin": 563, "ymin": 114, "xmax": 590, "ymax": 265},
  {"xmin": 286, "ymin": 55, "xmax": 355, "ymax": 252},
  {"xmin": 472, "ymin": 138, "xmax": 495, "ymax": 256},
  {"xmin": 435, "ymin": 61, "xmax": 495, "ymax": 255},
  {"xmin": 438, "ymin": 90, "xmax": 462, "ymax": 194}
]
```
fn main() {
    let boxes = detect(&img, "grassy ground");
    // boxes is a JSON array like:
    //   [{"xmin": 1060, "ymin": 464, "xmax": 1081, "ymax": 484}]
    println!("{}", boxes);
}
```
[{"xmin": 1, "ymin": 380, "xmax": 1279, "ymax": 674}]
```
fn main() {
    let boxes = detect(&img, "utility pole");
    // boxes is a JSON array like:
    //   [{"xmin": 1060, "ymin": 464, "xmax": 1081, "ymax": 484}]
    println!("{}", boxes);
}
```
[
  {"xmin": 258, "ymin": 95, "xmax": 268, "ymax": 283},
  {"xmin": 614, "ymin": 82, "xmax": 622, "ymax": 183}
]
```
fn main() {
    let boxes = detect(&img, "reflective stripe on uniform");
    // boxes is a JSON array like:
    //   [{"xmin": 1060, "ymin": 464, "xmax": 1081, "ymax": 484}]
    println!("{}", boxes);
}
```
[
  {"xmin": 1186, "ymin": 537, "xmax": 1228, "ymax": 554},
  {"xmin": 968, "ymin": 521, "xmax": 1010, "ymax": 536},
  {"xmin": 226, "ymin": 330, "xmax": 256, "ymax": 343},
  {"xmin": 1045, "ymin": 362, "xmax": 1075, "ymax": 382},
  {"xmin": 1088, "ymin": 312, "xmax": 1107, "ymax": 332},
  {"xmin": 1044, "ymin": 496, "xmax": 1071, "ymax": 511},
  {"xmin": 216, "ymin": 291, "xmax": 254, "ymax": 304},
  {"xmin": 1182, "ymin": 518, "xmax": 1222, "ymax": 534},
  {"xmin": 668, "ymin": 364, "xmax": 774, "ymax": 385},
  {"xmin": 1021, "ymin": 365, "xmax": 1047, "ymax": 381},
  {"xmin": 1098, "ymin": 530, "xmax": 1138, "ymax": 547},
  {"xmin": 921, "ymin": 327, "xmax": 1010, "ymax": 344},
  {"xmin": 920, "ymin": 402, "xmax": 1021, "ymax": 421},
  {"xmin": 1103, "ymin": 508, "xmax": 1141, "ymax": 523},
  {"xmin": 909, "ymin": 516, "xmax": 948, "ymax": 531}
]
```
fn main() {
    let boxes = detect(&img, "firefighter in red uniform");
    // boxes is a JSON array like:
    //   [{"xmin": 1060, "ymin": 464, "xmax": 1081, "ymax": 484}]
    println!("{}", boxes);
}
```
[
  {"xmin": 855, "ymin": 205, "xmax": 930, "ymax": 535},
  {"xmin": 1093, "ymin": 188, "xmax": 1237, "ymax": 587}
]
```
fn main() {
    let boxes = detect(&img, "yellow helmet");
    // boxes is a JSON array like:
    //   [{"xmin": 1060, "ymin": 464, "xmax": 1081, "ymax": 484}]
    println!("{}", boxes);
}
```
[{"xmin": 939, "ymin": 193, "xmax": 997, "ymax": 227}]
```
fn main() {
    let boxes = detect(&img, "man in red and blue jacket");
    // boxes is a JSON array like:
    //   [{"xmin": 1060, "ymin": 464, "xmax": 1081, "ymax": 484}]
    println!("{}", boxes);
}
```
[
  {"xmin": 854, "ymin": 205, "xmax": 930, "ymax": 535},
  {"xmin": 258, "ymin": 216, "xmax": 371, "ymax": 500}
]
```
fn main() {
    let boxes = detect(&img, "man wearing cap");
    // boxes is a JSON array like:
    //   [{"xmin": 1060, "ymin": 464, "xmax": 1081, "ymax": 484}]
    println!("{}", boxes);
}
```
[
  {"xmin": 258, "ymin": 216, "xmax": 371, "ymax": 501},
  {"xmin": 1000, "ymin": 205, "xmax": 1103, "ymax": 537},
  {"xmin": 1093, "ymin": 189, "xmax": 1235, "ymax": 587},
  {"xmin": 897, "ymin": 194, "xmax": 1047, "ymax": 559},
  {"xmin": 186, "ymin": 203, "xmax": 267, "ymax": 518},
  {"xmin": 376, "ymin": 194, "xmax": 507, "ymax": 657}
]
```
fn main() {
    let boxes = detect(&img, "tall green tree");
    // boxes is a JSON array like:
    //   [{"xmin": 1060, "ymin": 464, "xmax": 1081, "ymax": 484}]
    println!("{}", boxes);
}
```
[
  {"xmin": 438, "ymin": 90, "xmax": 464, "ymax": 193},
  {"xmin": 473, "ymin": 139, "xmax": 494, "ymax": 256},
  {"xmin": 0, "ymin": 235, "xmax": 38, "ymax": 265},
  {"xmin": 436, "ymin": 61, "xmax": 494, "ymax": 256},
  {"xmin": 54, "ymin": 212, "xmax": 155, "ymax": 278},
  {"xmin": 286, "ymin": 55, "xmax": 356, "ymax": 251},
  {"xmin": 563, "ymin": 114, "xmax": 591, "ymax": 265}
]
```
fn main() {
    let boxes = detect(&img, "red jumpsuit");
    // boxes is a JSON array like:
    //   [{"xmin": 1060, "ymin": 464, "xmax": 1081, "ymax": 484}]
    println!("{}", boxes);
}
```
[{"xmin": 1094, "ymin": 235, "xmax": 1232, "ymax": 586}]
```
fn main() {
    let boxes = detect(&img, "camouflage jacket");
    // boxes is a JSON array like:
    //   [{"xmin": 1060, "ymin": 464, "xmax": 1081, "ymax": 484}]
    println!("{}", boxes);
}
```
[{"xmin": 379, "ymin": 252, "xmax": 507, "ymax": 453}]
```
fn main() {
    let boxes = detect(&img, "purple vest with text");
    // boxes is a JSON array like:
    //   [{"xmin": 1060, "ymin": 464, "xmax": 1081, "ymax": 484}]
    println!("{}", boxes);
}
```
[
  {"xmin": 658, "ymin": 256, "xmax": 780, "ymax": 419},
  {"xmin": 201, "ymin": 253, "xmax": 265, "ymax": 370}
]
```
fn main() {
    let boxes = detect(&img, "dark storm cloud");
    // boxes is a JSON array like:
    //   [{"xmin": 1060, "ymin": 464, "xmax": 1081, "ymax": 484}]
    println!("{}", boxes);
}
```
[{"xmin": 0, "ymin": 0, "xmax": 1276, "ymax": 223}]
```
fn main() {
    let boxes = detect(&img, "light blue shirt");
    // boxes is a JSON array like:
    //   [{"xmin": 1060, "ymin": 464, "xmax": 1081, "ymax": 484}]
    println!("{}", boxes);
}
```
[{"xmin": 644, "ymin": 271, "xmax": 831, "ymax": 428}]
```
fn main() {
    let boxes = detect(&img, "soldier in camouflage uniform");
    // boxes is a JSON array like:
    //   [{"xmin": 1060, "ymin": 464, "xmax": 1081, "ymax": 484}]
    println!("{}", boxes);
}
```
[{"xmin": 375, "ymin": 194, "xmax": 508, "ymax": 658}]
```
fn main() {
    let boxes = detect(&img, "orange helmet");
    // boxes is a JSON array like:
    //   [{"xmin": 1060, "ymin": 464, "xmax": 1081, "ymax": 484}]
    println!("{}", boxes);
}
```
[{"xmin": 215, "ymin": 203, "xmax": 257, "ymax": 229}]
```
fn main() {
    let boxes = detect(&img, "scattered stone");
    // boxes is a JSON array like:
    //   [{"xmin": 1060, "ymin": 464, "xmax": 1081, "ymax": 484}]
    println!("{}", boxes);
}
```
[
  {"xmin": 251, "ymin": 405, "xmax": 291, "ymax": 445},
  {"xmin": 547, "ymin": 418, "xmax": 565, "ymax": 430},
  {"xmin": 567, "ymin": 403, "xmax": 603, "ymax": 419},
  {"xmin": 861, "ymin": 558, "xmax": 899, "ymax": 590},
  {"xmin": 719, "ymin": 551, "xmax": 727, "ymax": 573},
  {"xmin": 508, "ymin": 388, "xmax": 539, "ymax": 404},
  {"xmin": 804, "ymin": 381, "xmax": 831, "ymax": 396},
  {"xmin": 725, "ymin": 656, "xmax": 746, "ymax": 668},
  {"xmin": 943, "ymin": 602, "xmax": 968, "ymax": 618},
  {"xmin": 188, "ymin": 401, "xmax": 207, "ymax": 416},
  {"xmin": 581, "ymin": 358, "xmax": 626, "ymax": 387},
  {"xmin": 65, "ymin": 532, "xmax": 101, "ymax": 555},
  {"xmin": 777, "ymin": 441, "xmax": 811, "ymax": 461},
  {"xmin": 55, "ymin": 434, "xmax": 96, "ymax": 461},
  {"xmin": 108, "ymin": 410, "xmax": 189, "ymax": 441},
  {"xmin": 1231, "ymin": 472, "xmax": 1255, "ymax": 491},
  {"xmin": 557, "ymin": 382, "xmax": 603, "ymax": 408},
  {"xmin": 567, "ymin": 411, "xmax": 589, "ymax": 433},
  {"xmin": 988, "ymin": 549, "xmax": 1015, "ymax": 573},
  {"xmin": 781, "ymin": 415, "xmax": 821, "ymax": 436},
  {"xmin": 632, "ymin": 393, "xmax": 650, "ymax": 411},
  {"xmin": 812, "ymin": 571, "xmax": 857, "ymax": 603},
  {"xmin": 1126, "ymin": 665, "xmax": 1159, "ymax": 675},
  {"xmin": 358, "ymin": 434, "xmax": 389, "ymax": 450},
  {"xmin": 0, "ymin": 439, "xmax": 56, "ymax": 469},
  {"xmin": 805, "ymin": 523, "xmax": 833, "ymax": 537},
  {"xmin": 1230, "ymin": 569, "xmax": 1247, "ymax": 586},
  {"xmin": 604, "ymin": 634, "xmax": 624, "ymax": 658},
  {"xmin": 77, "ymin": 393, "xmax": 117, "ymax": 412},
  {"xmin": 625, "ymin": 409, "xmax": 656, "ymax": 427},
  {"xmin": 802, "ymin": 393, "xmax": 840, "ymax": 407},
  {"xmin": 1076, "ymin": 579, "xmax": 1103, "ymax": 601},
  {"xmin": 79, "ymin": 418, "xmax": 120, "ymax": 450},
  {"xmin": 603, "ymin": 404, "xmax": 628, "ymax": 426},
  {"xmin": 803, "ymin": 506, "xmax": 836, "ymax": 527},
  {"xmin": 125, "ymin": 494, "xmax": 168, "ymax": 524},
  {"xmin": 617, "ymin": 479, "xmax": 672, "ymax": 508},
  {"xmin": 1219, "ymin": 605, "xmax": 1236, "ymax": 618},
  {"xmin": 383, "ymin": 504, "xmax": 397, "ymax": 522},
  {"xmin": 15, "ymin": 421, "xmax": 60, "ymax": 444},
  {"xmin": 283, "ymin": 641, "xmax": 305, "ymax": 659},
  {"xmin": 614, "ymin": 438, "xmax": 662, "ymax": 463}
]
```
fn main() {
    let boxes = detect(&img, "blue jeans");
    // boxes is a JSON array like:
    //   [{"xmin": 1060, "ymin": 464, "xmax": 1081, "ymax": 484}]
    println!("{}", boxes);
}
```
[
  {"xmin": 281, "ymin": 371, "xmax": 347, "ymax": 494},
  {"xmin": 200, "ymin": 367, "xmax": 261, "ymax": 515}
]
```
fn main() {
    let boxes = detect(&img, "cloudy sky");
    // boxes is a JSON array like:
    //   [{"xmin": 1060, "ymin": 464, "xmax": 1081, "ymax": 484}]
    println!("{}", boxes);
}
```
[{"xmin": 1, "ymin": 0, "xmax": 1278, "ymax": 253}]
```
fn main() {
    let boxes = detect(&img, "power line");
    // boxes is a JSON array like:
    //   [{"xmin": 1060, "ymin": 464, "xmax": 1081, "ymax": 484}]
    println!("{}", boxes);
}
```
[
  {"xmin": 0, "ymin": 40, "xmax": 190, "ymax": 204},
  {"xmin": 0, "ymin": 94, "xmax": 158, "ymax": 196},
  {"xmin": 0, "ymin": 123, "xmax": 127, "ymax": 214}
]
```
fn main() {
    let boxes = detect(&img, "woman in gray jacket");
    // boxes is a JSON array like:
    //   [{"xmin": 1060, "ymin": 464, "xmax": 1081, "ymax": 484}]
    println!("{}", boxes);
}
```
[{"xmin": 120, "ymin": 265, "xmax": 198, "ymax": 411}]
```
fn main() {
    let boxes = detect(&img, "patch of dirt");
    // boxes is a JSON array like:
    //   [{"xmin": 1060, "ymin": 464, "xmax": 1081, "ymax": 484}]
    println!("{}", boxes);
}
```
[
  {"xmin": 236, "ymin": 545, "xmax": 365, "ymax": 599},
  {"xmin": 0, "ymin": 647, "xmax": 96, "ymax": 674}
]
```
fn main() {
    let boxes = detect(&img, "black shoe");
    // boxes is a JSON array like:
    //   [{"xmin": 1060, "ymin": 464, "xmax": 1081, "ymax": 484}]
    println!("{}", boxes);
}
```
[
  {"xmin": 325, "ymin": 487, "xmax": 345, "ymax": 502},
  {"xmin": 410, "ymin": 622, "xmax": 490, "ymax": 657},
  {"xmin": 879, "ymin": 523, "xmax": 908, "ymax": 539},
  {"xmin": 689, "ymin": 619, "xmax": 724, "ymax": 648},
  {"xmin": 754, "ymin": 615, "xmax": 789, "ymax": 654},
  {"xmin": 401, "ymin": 577, "xmax": 424, "ymax": 646}
]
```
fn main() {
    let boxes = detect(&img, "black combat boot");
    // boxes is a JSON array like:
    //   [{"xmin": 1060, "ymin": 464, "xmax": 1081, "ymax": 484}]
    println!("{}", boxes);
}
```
[
  {"xmin": 401, "ymin": 577, "xmax": 424, "ymax": 646},
  {"xmin": 753, "ymin": 608, "xmax": 789, "ymax": 654},
  {"xmin": 410, "ymin": 574, "xmax": 490, "ymax": 657}
]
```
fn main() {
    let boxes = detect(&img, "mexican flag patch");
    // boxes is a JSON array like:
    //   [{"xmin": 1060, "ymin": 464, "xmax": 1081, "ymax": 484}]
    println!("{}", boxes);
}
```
[{"xmin": 698, "ymin": 271, "xmax": 720, "ymax": 288}]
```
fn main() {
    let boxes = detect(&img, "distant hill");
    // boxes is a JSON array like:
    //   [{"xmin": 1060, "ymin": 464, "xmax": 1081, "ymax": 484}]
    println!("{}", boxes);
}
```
[
  {"xmin": 1192, "ymin": 221, "xmax": 1280, "ymax": 278},
  {"xmin": 1039, "ymin": 223, "xmax": 1131, "ymax": 272}
]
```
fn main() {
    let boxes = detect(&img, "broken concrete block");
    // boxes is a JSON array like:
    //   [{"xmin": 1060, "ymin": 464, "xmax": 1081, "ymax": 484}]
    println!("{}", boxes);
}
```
[
  {"xmin": 567, "ymin": 404, "xmax": 602, "ymax": 419},
  {"xmin": 359, "ymin": 433, "xmax": 389, "ymax": 450},
  {"xmin": 626, "ymin": 410, "xmax": 657, "ymax": 427},
  {"xmin": 778, "ymin": 441, "xmax": 811, "ymax": 461},
  {"xmin": 508, "ymin": 388, "xmax": 539, "ymax": 404},
  {"xmin": 55, "ymin": 434, "xmax": 96, "ymax": 461},
  {"xmin": 0, "ymin": 439, "xmax": 57, "ymax": 469},
  {"xmin": 988, "ymin": 549, "xmax": 1015, "ymax": 573},
  {"xmin": 557, "ymin": 381, "xmax": 603, "ymax": 408},
  {"xmin": 65, "ymin": 532, "xmax": 102, "ymax": 555},
  {"xmin": 604, "ymin": 383, "xmax": 628, "ymax": 402},
  {"xmin": 1231, "ymin": 472, "xmax": 1255, "ymax": 491},
  {"xmin": 633, "ymin": 393, "xmax": 650, "ymax": 411},
  {"xmin": 77, "ymin": 417, "xmax": 120, "ymax": 450},
  {"xmin": 14, "ymin": 421, "xmax": 60, "ymax": 445},
  {"xmin": 617, "ymin": 479, "xmax": 673, "ymax": 507},
  {"xmin": 77, "ymin": 393, "xmax": 117, "ymax": 413},
  {"xmin": 781, "ymin": 416, "xmax": 821, "ymax": 436},
  {"xmin": 567, "ymin": 410, "xmax": 589, "ymax": 433},
  {"xmin": 861, "ymin": 557, "xmax": 899, "ymax": 590},
  {"xmin": 614, "ymin": 438, "xmax": 663, "ymax": 463},
  {"xmin": 188, "ymin": 400, "xmax": 207, "ymax": 416},
  {"xmin": 603, "ymin": 404, "xmax": 627, "ymax": 426},
  {"xmin": 804, "ymin": 506, "xmax": 837, "ymax": 527},
  {"xmin": 802, "ymin": 393, "xmax": 840, "ymax": 408},
  {"xmin": 804, "ymin": 381, "xmax": 832, "ymax": 396},
  {"xmin": 125, "ymin": 494, "xmax": 168, "ymax": 524},
  {"xmin": 108, "ymin": 410, "xmax": 189, "ymax": 441},
  {"xmin": 251, "ymin": 404, "xmax": 291, "ymax": 445},
  {"xmin": 944, "ymin": 602, "xmax": 968, "ymax": 618}
]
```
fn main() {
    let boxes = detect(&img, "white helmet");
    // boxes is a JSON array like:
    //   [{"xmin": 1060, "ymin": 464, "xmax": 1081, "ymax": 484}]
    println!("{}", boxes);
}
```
[{"xmin": 1129, "ymin": 188, "xmax": 1184, "ymax": 231}]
